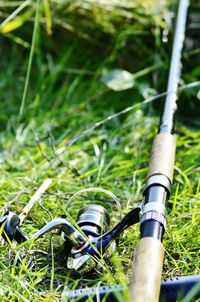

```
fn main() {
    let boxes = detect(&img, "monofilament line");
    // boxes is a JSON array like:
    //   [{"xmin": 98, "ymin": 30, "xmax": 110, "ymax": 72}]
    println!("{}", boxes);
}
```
[
  {"xmin": 56, "ymin": 80, "xmax": 200, "ymax": 154},
  {"xmin": 0, "ymin": 0, "xmax": 32, "ymax": 29}
]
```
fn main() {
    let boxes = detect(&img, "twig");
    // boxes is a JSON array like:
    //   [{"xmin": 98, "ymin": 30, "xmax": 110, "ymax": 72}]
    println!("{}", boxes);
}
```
[{"xmin": 19, "ymin": 178, "xmax": 52, "ymax": 224}]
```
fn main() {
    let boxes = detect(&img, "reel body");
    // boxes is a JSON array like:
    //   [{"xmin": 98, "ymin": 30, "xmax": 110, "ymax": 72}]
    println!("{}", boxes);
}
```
[{"xmin": 0, "ymin": 204, "xmax": 140, "ymax": 274}]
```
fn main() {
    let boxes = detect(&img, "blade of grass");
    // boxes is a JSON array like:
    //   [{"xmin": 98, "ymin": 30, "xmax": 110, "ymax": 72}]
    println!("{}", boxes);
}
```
[
  {"xmin": 43, "ymin": 0, "xmax": 52, "ymax": 35},
  {"xmin": 19, "ymin": 0, "xmax": 40, "ymax": 118}
]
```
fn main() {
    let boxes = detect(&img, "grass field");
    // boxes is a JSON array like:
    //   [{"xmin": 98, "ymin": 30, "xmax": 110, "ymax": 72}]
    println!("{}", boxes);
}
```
[{"xmin": 0, "ymin": 1, "xmax": 200, "ymax": 301}]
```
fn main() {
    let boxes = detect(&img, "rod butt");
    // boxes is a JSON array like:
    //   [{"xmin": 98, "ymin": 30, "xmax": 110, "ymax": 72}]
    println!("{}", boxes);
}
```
[{"xmin": 130, "ymin": 237, "xmax": 164, "ymax": 302}]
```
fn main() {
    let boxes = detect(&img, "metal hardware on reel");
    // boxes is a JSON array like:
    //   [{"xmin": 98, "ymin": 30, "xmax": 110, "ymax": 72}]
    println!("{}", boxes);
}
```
[
  {"xmin": 0, "ymin": 205, "xmax": 141, "ymax": 274},
  {"xmin": 0, "ymin": 211, "xmax": 28, "ymax": 243},
  {"xmin": 66, "ymin": 205, "xmax": 111, "ymax": 273},
  {"xmin": 77, "ymin": 205, "xmax": 110, "ymax": 237}
]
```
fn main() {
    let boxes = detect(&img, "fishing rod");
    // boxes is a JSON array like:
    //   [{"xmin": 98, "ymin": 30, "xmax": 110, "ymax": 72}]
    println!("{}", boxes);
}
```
[
  {"xmin": 0, "ymin": 0, "xmax": 199, "ymax": 300},
  {"xmin": 130, "ymin": 0, "xmax": 190, "ymax": 301}
]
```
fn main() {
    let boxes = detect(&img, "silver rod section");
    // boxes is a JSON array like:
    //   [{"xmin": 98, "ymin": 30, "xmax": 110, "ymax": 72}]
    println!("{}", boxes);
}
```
[{"xmin": 160, "ymin": 0, "xmax": 189, "ymax": 133}]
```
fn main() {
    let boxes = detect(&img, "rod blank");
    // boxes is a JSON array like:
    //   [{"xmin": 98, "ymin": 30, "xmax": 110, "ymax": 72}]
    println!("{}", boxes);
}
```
[{"xmin": 160, "ymin": 0, "xmax": 189, "ymax": 133}]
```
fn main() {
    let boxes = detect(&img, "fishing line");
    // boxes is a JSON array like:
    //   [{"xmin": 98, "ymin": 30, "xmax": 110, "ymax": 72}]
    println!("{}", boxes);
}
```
[
  {"xmin": 0, "ymin": 0, "xmax": 32, "ymax": 29},
  {"xmin": 56, "ymin": 80, "xmax": 200, "ymax": 155},
  {"xmin": 66, "ymin": 187, "xmax": 122, "ymax": 217}
]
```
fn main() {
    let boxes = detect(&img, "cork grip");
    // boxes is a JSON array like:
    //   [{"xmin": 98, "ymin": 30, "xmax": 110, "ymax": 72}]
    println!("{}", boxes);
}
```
[
  {"xmin": 130, "ymin": 237, "xmax": 164, "ymax": 302},
  {"xmin": 147, "ymin": 133, "xmax": 176, "ymax": 182}
]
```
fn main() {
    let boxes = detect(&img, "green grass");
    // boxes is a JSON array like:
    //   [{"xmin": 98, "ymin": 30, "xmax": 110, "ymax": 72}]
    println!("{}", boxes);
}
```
[{"xmin": 0, "ymin": 0, "xmax": 200, "ymax": 301}]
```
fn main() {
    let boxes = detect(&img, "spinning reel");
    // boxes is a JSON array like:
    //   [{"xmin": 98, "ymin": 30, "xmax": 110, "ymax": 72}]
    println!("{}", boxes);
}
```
[{"xmin": 0, "ymin": 204, "xmax": 141, "ymax": 274}]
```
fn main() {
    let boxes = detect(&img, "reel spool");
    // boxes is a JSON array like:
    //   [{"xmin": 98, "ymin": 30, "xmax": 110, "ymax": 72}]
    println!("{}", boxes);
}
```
[{"xmin": 77, "ymin": 205, "xmax": 110, "ymax": 237}]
